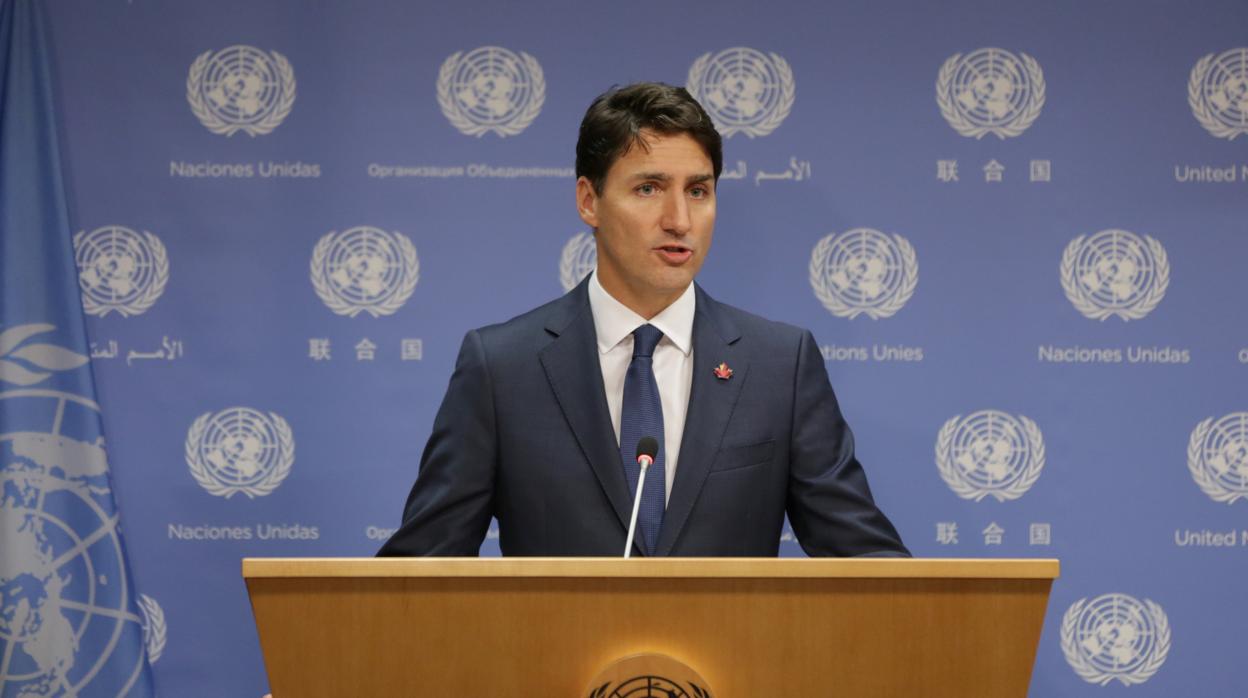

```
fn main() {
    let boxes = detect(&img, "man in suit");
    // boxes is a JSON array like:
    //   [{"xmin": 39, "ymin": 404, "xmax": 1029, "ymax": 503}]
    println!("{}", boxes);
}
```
[{"xmin": 378, "ymin": 83, "xmax": 907, "ymax": 558}]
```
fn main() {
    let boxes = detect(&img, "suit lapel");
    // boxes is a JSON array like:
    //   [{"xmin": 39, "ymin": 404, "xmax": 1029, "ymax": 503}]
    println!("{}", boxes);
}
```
[
  {"xmin": 656, "ymin": 288, "xmax": 747, "ymax": 556},
  {"xmin": 538, "ymin": 281, "xmax": 637, "ymax": 544}
]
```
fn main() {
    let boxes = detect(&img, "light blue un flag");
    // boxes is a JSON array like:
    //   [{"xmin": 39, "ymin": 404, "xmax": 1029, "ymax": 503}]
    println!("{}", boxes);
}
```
[{"xmin": 0, "ymin": 0, "xmax": 157, "ymax": 695}]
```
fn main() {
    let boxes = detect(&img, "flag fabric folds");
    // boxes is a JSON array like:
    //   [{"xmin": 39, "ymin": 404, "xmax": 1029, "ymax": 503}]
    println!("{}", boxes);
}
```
[{"xmin": 0, "ymin": 0, "xmax": 157, "ymax": 695}]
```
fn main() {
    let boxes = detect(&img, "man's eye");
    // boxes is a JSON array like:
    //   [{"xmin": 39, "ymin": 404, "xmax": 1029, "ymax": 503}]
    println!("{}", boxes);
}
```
[
  {"xmin": 690, "ymin": 186, "xmax": 709, "ymax": 198},
  {"xmin": 637, "ymin": 183, "xmax": 657, "ymax": 196}
]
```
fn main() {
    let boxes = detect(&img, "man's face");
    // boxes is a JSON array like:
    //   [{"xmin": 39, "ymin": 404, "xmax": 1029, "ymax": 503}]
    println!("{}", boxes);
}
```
[{"xmin": 576, "ymin": 130, "xmax": 716, "ymax": 317}]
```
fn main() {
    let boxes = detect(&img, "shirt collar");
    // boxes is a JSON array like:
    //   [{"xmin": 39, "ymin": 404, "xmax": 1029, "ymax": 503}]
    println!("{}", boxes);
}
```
[{"xmin": 588, "ymin": 271, "xmax": 695, "ymax": 356}]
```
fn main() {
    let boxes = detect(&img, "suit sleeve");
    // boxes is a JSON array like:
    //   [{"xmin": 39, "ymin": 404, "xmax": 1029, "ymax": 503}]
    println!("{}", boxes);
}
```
[
  {"xmin": 786, "ymin": 330, "xmax": 910, "ymax": 557},
  {"xmin": 376, "ymin": 329, "xmax": 497, "ymax": 556}
]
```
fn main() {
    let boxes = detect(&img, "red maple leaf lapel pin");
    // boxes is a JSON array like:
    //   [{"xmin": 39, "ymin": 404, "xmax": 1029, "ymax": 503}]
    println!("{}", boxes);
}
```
[{"xmin": 713, "ymin": 362, "xmax": 733, "ymax": 381}]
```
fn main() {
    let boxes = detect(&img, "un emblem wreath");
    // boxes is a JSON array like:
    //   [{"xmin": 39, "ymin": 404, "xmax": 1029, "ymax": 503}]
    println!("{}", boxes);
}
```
[
  {"xmin": 559, "ymin": 232, "xmax": 597, "ymax": 293},
  {"xmin": 1061, "ymin": 594, "xmax": 1170, "ymax": 686},
  {"xmin": 310, "ymin": 227, "xmax": 420, "ymax": 318},
  {"xmin": 687, "ymin": 47, "xmax": 795, "ymax": 139},
  {"xmin": 1188, "ymin": 49, "xmax": 1248, "ymax": 140},
  {"xmin": 1061, "ymin": 230, "xmax": 1169, "ymax": 322},
  {"xmin": 185, "ymin": 408, "xmax": 294, "ymax": 499},
  {"xmin": 936, "ymin": 411, "xmax": 1045, "ymax": 502},
  {"xmin": 937, "ymin": 48, "xmax": 1045, "ymax": 139},
  {"xmin": 437, "ymin": 46, "xmax": 545, "ymax": 137},
  {"xmin": 73, "ymin": 226, "xmax": 169, "ymax": 318},
  {"xmin": 809, "ymin": 230, "xmax": 917, "ymax": 320},
  {"xmin": 187, "ymin": 46, "xmax": 296, "ymax": 137},
  {"xmin": 1187, "ymin": 414, "xmax": 1248, "ymax": 504},
  {"xmin": 137, "ymin": 593, "xmax": 167, "ymax": 664}
]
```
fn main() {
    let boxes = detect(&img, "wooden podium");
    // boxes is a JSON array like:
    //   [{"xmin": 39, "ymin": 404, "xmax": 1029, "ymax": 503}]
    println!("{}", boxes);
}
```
[{"xmin": 244, "ymin": 558, "xmax": 1058, "ymax": 697}]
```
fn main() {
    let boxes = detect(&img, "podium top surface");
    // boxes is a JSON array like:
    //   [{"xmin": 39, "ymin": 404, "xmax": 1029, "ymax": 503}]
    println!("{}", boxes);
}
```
[{"xmin": 242, "ymin": 557, "xmax": 1058, "ymax": 580}]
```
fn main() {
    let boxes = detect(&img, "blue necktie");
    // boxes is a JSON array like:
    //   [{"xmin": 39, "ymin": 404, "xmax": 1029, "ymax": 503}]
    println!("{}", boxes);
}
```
[{"xmin": 619, "ymin": 324, "xmax": 666, "ymax": 556}]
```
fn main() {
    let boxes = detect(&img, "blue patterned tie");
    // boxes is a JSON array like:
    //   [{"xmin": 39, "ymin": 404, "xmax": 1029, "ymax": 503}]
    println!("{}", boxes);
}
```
[{"xmin": 619, "ymin": 324, "xmax": 666, "ymax": 556}]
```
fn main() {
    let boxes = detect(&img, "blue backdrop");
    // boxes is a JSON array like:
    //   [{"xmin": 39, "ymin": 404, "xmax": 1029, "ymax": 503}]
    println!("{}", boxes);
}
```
[{"xmin": 25, "ymin": 0, "xmax": 1248, "ymax": 695}]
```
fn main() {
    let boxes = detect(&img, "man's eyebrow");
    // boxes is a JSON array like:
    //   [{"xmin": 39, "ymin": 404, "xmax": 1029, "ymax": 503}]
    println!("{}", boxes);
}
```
[
  {"xmin": 628, "ymin": 172, "xmax": 715, "ymax": 184},
  {"xmin": 629, "ymin": 172, "xmax": 672, "ymax": 182}
]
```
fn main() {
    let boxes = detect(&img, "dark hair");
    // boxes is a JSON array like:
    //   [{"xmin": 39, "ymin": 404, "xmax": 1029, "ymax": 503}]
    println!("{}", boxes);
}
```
[{"xmin": 575, "ymin": 82, "xmax": 723, "ymax": 195}]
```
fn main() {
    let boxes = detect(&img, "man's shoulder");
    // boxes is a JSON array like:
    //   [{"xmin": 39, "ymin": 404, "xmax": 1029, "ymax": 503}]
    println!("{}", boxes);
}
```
[
  {"xmin": 470, "ymin": 285, "xmax": 586, "ymax": 349},
  {"xmin": 698, "ymin": 289, "xmax": 811, "ymax": 350}
]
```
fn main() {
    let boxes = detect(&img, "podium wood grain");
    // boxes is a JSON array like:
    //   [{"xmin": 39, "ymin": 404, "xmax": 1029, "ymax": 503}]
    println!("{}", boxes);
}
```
[{"xmin": 244, "ymin": 558, "xmax": 1058, "ymax": 697}]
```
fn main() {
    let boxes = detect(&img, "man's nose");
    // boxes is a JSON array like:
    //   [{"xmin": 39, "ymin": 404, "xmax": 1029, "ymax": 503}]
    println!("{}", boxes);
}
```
[{"xmin": 660, "ymin": 191, "xmax": 692, "ymax": 235}]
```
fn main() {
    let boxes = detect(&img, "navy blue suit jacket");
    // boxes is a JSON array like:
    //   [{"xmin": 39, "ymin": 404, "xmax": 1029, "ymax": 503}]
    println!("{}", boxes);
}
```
[{"xmin": 378, "ymin": 279, "xmax": 908, "ymax": 557}]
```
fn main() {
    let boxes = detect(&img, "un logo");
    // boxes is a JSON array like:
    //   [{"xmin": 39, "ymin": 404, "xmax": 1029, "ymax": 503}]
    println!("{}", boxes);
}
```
[
  {"xmin": 586, "ymin": 653, "xmax": 713, "ymax": 698},
  {"xmin": 311, "ymin": 227, "xmax": 420, "ymax": 318},
  {"xmin": 687, "ymin": 47, "xmax": 795, "ymax": 138},
  {"xmin": 1188, "ymin": 412, "xmax": 1248, "ymax": 504},
  {"xmin": 0, "ymin": 327, "xmax": 150, "ymax": 695},
  {"xmin": 1062, "ymin": 593, "xmax": 1170, "ymax": 686},
  {"xmin": 1189, "ymin": 48, "xmax": 1248, "ymax": 140},
  {"xmin": 73, "ymin": 225, "xmax": 170, "ymax": 318},
  {"xmin": 187, "ymin": 45, "xmax": 295, "ymax": 136},
  {"xmin": 185, "ymin": 407, "xmax": 294, "ymax": 499},
  {"xmin": 809, "ymin": 229, "xmax": 917, "ymax": 320},
  {"xmin": 138, "ymin": 593, "xmax": 167, "ymax": 664},
  {"xmin": 437, "ymin": 46, "xmax": 544, "ymax": 137},
  {"xmin": 937, "ymin": 48, "xmax": 1045, "ymax": 139},
  {"xmin": 936, "ymin": 410, "xmax": 1045, "ymax": 502},
  {"xmin": 559, "ymin": 232, "xmax": 596, "ymax": 292},
  {"xmin": 1061, "ymin": 229, "xmax": 1169, "ymax": 321}
]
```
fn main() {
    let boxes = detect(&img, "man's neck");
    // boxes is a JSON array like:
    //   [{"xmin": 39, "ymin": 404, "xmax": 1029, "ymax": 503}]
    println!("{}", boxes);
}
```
[{"xmin": 595, "ymin": 273, "xmax": 683, "ymax": 320}]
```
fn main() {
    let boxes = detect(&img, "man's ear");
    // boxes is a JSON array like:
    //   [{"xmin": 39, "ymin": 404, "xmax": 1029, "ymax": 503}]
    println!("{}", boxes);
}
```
[{"xmin": 576, "ymin": 176, "xmax": 599, "ymax": 228}]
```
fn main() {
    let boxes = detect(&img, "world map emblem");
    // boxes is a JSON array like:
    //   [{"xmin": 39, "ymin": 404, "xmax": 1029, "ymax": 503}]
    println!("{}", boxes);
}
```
[
  {"xmin": 936, "ymin": 410, "xmax": 1045, "ymax": 502},
  {"xmin": 1062, "ymin": 593, "xmax": 1170, "ymax": 686},
  {"xmin": 437, "ymin": 46, "xmax": 544, "ymax": 137},
  {"xmin": 687, "ymin": 47, "xmax": 795, "ymax": 138},
  {"xmin": 587, "ymin": 676, "xmax": 710, "ymax": 698},
  {"xmin": 809, "ymin": 228, "xmax": 917, "ymax": 320},
  {"xmin": 586, "ymin": 653, "xmax": 713, "ymax": 698},
  {"xmin": 185, "ymin": 407, "xmax": 294, "ymax": 499},
  {"xmin": 310, "ymin": 227, "xmax": 420, "ymax": 318},
  {"xmin": 187, "ymin": 45, "xmax": 296, "ymax": 137},
  {"xmin": 73, "ymin": 225, "xmax": 169, "ymax": 318},
  {"xmin": 937, "ymin": 48, "xmax": 1045, "ymax": 139},
  {"xmin": 1188, "ymin": 48, "xmax": 1248, "ymax": 140},
  {"xmin": 1061, "ymin": 229, "xmax": 1169, "ymax": 321},
  {"xmin": 559, "ymin": 232, "xmax": 596, "ymax": 292},
  {"xmin": 1, "ymin": 325, "xmax": 152, "ymax": 695},
  {"xmin": 1187, "ymin": 412, "xmax": 1248, "ymax": 504}
]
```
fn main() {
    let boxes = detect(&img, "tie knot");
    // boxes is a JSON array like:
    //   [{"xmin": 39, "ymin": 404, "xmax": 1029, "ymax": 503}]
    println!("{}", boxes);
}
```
[{"xmin": 631, "ymin": 324, "xmax": 663, "ymax": 358}]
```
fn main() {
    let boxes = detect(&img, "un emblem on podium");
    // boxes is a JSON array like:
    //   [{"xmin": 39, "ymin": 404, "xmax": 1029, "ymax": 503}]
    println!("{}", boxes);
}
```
[
  {"xmin": 437, "ymin": 46, "xmax": 545, "ymax": 137},
  {"xmin": 1189, "ymin": 48, "xmax": 1248, "ymax": 140},
  {"xmin": 809, "ymin": 228, "xmax": 917, "ymax": 320},
  {"xmin": 1188, "ymin": 412, "xmax": 1248, "ymax": 504},
  {"xmin": 311, "ymin": 226, "xmax": 420, "ymax": 317},
  {"xmin": 73, "ymin": 225, "xmax": 169, "ymax": 318},
  {"xmin": 0, "ymin": 326, "xmax": 150, "ymax": 695},
  {"xmin": 937, "ymin": 47, "xmax": 1045, "ymax": 139},
  {"xmin": 1062, "ymin": 593, "xmax": 1170, "ymax": 686},
  {"xmin": 559, "ymin": 232, "xmax": 597, "ymax": 292},
  {"xmin": 1061, "ymin": 229, "xmax": 1168, "ymax": 322},
  {"xmin": 187, "ymin": 45, "xmax": 296, "ymax": 136},
  {"xmin": 586, "ymin": 653, "xmax": 713, "ymax": 698},
  {"xmin": 936, "ymin": 410, "xmax": 1045, "ymax": 502},
  {"xmin": 687, "ymin": 47, "xmax": 795, "ymax": 139},
  {"xmin": 185, "ymin": 407, "xmax": 294, "ymax": 499}
]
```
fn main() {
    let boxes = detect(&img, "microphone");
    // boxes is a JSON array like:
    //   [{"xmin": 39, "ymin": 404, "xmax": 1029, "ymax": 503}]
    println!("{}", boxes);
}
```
[{"xmin": 623, "ymin": 436, "xmax": 659, "ymax": 558}]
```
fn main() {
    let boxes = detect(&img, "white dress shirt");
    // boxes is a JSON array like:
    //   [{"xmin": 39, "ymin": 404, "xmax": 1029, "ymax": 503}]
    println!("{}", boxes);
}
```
[{"xmin": 587, "ymin": 272, "xmax": 695, "ymax": 506}]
